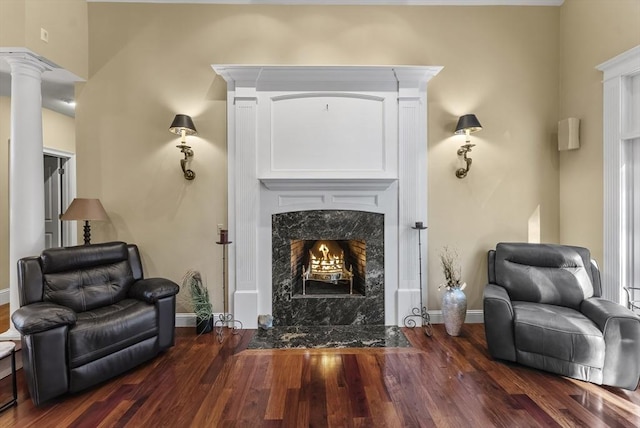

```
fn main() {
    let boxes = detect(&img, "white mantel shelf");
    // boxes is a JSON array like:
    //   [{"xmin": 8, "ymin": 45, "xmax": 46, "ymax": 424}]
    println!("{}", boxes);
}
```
[
  {"xmin": 259, "ymin": 178, "xmax": 396, "ymax": 191},
  {"xmin": 212, "ymin": 65, "xmax": 443, "ymax": 92}
]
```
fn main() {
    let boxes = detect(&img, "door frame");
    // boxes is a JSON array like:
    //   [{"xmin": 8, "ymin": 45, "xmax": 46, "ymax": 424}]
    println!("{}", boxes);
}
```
[{"xmin": 43, "ymin": 147, "xmax": 77, "ymax": 246}]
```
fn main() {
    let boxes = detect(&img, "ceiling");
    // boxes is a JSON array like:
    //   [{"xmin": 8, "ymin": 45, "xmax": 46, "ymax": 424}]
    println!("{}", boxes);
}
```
[{"xmin": 0, "ymin": 0, "xmax": 564, "ymax": 118}]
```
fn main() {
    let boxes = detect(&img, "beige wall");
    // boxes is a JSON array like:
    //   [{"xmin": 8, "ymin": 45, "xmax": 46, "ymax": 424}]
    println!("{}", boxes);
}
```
[
  {"xmin": 42, "ymin": 107, "xmax": 76, "ymax": 154},
  {"xmin": 82, "ymin": 4, "xmax": 561, "ymax": 313},
  {"xmin": 25, "ymin": 0, "xmax": 88, "ymax": 78},
  {"xmin": 0, "ymin": 96, "xmax": 76, "ymax": 290},
  {"xmin": 0, "ymin": 0, "xmax": 26, "ymax": 47},
  {"xmin": 558, "ymin": 0, "xmax": 640, "ymax": 266},
  {"xmin": 0, "ymin": 0, "xmax": 88, "ymax": 79}
]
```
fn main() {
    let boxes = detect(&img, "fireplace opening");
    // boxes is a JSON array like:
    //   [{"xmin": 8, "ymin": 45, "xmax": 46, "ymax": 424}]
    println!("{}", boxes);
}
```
[{"xmin": 291, "ymin": 239, "xmax": 366, "ymax": 297}]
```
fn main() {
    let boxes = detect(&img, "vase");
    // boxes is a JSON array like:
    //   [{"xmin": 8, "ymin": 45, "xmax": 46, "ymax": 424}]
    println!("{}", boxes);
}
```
[
  {"xmin": 442, "ymin": 287, "xmax": 467, "ymax": 336},
  {"xmin": 196, "ymin": 316, "xmax": 214, "ymax": 335}
]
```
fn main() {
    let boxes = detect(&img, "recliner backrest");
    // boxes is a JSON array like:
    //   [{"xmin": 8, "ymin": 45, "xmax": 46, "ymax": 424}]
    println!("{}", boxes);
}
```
[
  {"xmin": 40, "ymin": 241, "xmax": 134, "ymax": 312},
  {"xmin": 493, "ymin": 242, "xmax": 594, "ymax": 310}
]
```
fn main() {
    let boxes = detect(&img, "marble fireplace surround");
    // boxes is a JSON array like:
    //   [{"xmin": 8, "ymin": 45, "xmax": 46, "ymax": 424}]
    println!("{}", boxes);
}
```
[
  {"xmin": 213, "ymin": 65, "xmax": 442, "ymax": 328},
  {"xmin": 272, "ymin": 210, "xmax": 384, "ymax": 326}
]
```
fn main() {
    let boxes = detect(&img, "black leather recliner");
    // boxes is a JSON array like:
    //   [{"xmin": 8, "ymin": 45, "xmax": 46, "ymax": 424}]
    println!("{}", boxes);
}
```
[
  {"xmin": 484, "ymin": 242, "xmax": 640, "ymax": 390},
  {"xmin": 11, "ymin": 241, "xmax": 180, "ymax": 405}
]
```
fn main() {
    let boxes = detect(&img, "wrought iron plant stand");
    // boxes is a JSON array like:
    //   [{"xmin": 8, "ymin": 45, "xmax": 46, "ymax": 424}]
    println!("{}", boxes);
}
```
[
  {"xmin": 215, "ymin": 233, "xmax": 243, "ymax": 343},
  {"xmin": 403, "ymin": 222, "xmax": 433, "ymax": 336}
]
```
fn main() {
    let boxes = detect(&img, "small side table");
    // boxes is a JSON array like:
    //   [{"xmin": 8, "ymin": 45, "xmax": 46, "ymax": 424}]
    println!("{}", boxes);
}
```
[{"xmin": 0, "ymin": 342, "xmax": 17, "ymax": 412}]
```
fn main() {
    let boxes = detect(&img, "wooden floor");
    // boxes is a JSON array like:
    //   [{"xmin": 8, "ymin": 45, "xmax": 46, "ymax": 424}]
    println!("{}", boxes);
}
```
[{"xmin": 0, "ymin": 313, "xmax": 639, "ymax": 427}]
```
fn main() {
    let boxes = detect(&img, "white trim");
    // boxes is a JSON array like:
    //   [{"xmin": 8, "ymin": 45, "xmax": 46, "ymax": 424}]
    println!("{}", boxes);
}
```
[
  {"xmin": 596, "ymin": 45, "xmax": 640, "ymax": 304},
  {"xmin": 176, "ymin": 313, "xmax": 197, "ymax": 327},
  {"xmin": 597, "ymin": 46, "xmax": 640, "ymax": 83},
  {"xmin": 0, "ymin": 289, "xmax": 9, "ymax": 305},
  {"xmin": 87, "ymin": 0, "xmax": 564, "ymax": 6},
  {"xmin": 427, "ymin": 309, "xmax": 484, "ymax": 324},
  {"xmin": 176, "ymin": 312, "xmax": 235, "ymax": 327}
]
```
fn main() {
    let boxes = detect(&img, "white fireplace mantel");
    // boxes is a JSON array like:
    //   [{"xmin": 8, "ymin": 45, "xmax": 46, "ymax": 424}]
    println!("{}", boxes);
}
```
[{"xmin": 213, "ymin": 65, "xmax": 442, "ymax": 328}]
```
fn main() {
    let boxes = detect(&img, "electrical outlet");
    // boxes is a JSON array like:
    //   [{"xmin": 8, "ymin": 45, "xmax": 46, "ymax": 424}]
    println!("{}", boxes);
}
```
[{"xmin": 40, "ymin": 28, "xmax": 49, "ymax": 43}]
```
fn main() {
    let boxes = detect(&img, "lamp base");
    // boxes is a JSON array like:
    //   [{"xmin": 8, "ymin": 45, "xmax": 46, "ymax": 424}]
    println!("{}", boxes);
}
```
[{"xmin": 83, "ymin": 220, "xmax": 92, "ymax": 245}]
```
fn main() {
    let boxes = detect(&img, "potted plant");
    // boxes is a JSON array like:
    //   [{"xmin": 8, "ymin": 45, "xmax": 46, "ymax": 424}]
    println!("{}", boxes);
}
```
[
  {"xmin": 182, "ymin": 270, "xmax": 214, "ymax": 334},
  {"xmin": 438, "ymin": 247, "xmax": 467, "ymax": 336}
]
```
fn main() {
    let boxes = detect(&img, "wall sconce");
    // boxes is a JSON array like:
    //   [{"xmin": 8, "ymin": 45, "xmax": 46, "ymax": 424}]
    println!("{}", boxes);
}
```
[
  {"xmin": 60, "ymin": 198, "xmax": 109, "ymax": 245},
  {"xmin": 169, "ymin": 114, "xmax": 198, "ymax": 180},
  {"xmin": 454, "ymin": 114, "xmax": 482, "ymax": 179}
]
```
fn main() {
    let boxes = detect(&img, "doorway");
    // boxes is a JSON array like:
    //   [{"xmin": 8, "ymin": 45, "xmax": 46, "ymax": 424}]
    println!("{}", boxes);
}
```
[
  {"xmin": 44, "ymin": 154, "xmax": 64, "ymax": 248},
  {"xmin": 43, "ymin": 150, "xmax": 76, "ymax": 248}
]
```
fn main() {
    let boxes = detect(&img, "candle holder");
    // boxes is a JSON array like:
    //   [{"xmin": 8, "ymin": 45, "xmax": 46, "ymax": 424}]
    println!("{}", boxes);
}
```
[
  {"xmin": 403, "ymin": 221, "xmax": 433, "ymax": 336},
  {"xmin": 215, "ymin": 235, "xmax": 242, "ymax": 343}
]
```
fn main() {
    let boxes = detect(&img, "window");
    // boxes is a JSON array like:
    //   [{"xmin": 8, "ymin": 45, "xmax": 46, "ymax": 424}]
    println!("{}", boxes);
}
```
[{"xmin": 597, "ymin": 45, "xmax": 640, "ymax": 304}]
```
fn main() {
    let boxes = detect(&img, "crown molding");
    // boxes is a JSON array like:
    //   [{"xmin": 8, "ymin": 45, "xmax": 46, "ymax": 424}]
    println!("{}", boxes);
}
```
[{"xmin": 86, "ymin": 0, "xmax": 564, "ymax": 6}]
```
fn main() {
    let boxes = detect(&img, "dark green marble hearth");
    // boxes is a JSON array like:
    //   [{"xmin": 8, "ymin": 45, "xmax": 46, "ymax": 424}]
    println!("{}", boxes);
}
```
[{"xmin": 247, "ymin": 325, "xmax": 410, "ymax": 349}]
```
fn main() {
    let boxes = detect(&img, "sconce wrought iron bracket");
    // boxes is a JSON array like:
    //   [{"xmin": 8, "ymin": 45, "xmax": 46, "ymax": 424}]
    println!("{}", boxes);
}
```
[
  {"xmin": 177, "ymin": 144, "xmax": 196, "ymax": 180},
  {"xmin": 455, "ymin": 143, "xmax": 475, "ymax": 179}
]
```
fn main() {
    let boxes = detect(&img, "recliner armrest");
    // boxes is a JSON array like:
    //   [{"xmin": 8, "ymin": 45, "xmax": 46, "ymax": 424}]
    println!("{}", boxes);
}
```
[
  {"xmin": 128, "ymin": 278, "xmax": 179, "ymax": 303},
  {"xmin": 581, "ymin": 297, "xmax": 640, "ymax": 390},
  {"xmin": 483, "ymin": 283, "xmax": 516, "ymax": 362},
  {"xmin": 581, "ymin": 297, "xmax": 640, "ymax": 330},
  {"xmin": 11, "ymin": 302, "xmax": 77, "ymax": 335}
]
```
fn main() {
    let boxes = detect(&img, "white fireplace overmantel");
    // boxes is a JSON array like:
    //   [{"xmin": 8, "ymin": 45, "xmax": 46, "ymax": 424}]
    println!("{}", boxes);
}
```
[{"xmin": 213, "ymin": 64, "xmax": 442, "ymax": 328}]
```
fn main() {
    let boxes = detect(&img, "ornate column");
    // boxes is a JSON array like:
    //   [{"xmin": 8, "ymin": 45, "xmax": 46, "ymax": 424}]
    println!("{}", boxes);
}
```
[{"xmin": 0, "ymin": 54, "xmax": 48, "ymax": 339}]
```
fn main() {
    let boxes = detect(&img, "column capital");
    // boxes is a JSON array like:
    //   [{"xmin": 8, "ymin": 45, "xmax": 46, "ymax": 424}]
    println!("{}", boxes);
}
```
[{"xmin": 1, "ymin": 52, "xmax": 50, "ymax": 77}]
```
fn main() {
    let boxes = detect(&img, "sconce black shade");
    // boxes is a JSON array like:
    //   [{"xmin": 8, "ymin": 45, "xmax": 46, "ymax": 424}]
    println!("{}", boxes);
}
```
[
  {"xmin": 454, "ymin": 114, "xmax": 482, "ymax": 134},
  {"xmin": 169, "ymin": 114, "xmax": 197, "ymax": 136}
]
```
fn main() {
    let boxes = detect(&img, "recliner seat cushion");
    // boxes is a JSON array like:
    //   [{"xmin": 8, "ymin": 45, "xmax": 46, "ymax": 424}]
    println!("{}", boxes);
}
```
[
  {"xmin": 68, "ymin": 298, "xmax": 158, "ymax": 368},
  {"xmin": 513, "ymin": 302, "xmax": 605, "ymax": 369}
]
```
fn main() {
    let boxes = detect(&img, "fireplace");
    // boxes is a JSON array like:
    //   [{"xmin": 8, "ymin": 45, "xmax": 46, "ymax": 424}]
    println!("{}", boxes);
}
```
[
  {"xmin": 272, "ymin": 210, "xmax": 383, "ymax": 326},
  {"xmin": 214, "ymin": 65, "xmax": 441, "ymax": 328},
  {"xmin": 292, "ymin": 239, "xmax": 365, "ymax": 296}
]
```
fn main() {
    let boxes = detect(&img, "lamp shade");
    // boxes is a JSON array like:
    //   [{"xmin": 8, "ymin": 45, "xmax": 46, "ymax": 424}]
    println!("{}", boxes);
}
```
[
  {"xmin": 60, "ymin": 198, "xmax": 109, "ymax": 221},
  {"xmin": 454, "ymin": 114, "xmax": 482, "ymax": 134},
  {"xmin": 169, "ymin": 114, "xmax": 197, "ymax": 136}
]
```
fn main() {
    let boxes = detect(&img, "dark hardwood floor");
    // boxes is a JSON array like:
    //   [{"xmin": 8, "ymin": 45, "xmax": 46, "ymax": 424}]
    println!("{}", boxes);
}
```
[{"xmin": 0, "ymin": 306, "xmax": 639, "ymax": 427}]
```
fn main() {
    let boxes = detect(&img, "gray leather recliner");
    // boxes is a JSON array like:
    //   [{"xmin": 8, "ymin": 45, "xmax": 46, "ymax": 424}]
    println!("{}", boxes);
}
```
[
  {"xmin": 484, "ymin": 242, "xmax": 640, "ymax": 390},
  {"xmin": 11, "ymin": 241, "xmax": 180, "ymax": 405}
]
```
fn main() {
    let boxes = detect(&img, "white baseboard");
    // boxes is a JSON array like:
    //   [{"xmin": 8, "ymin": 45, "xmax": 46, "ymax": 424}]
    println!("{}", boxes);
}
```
[
  {"xmin": 176, "ymin": 313, "xmax": 196, "ymax": 327},
  {"xmin": 176, "ymin": 313, "xmax": 227, "ymax": 328},
  {"xmin": 427, "ymin": 309, "xmax": 484, "ymax": 324},
  {"xmin": 0, "ymin": 288, "xmax": 9, "ymax": 305},
  {"xmin": 175, "ymin": 310, "xmax": 485, "ymax": 327}
]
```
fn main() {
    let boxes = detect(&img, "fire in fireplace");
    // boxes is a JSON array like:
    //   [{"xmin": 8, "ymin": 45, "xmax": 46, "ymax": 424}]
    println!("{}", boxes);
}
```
[{"xmin": 291, "ymin": 239, "xmax": 366, "ymax": 297}]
